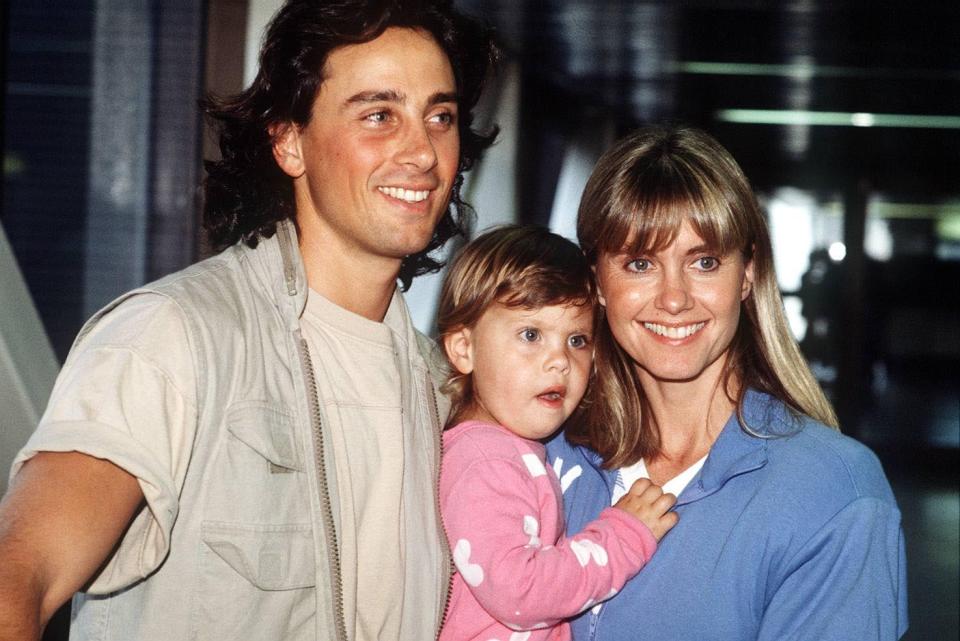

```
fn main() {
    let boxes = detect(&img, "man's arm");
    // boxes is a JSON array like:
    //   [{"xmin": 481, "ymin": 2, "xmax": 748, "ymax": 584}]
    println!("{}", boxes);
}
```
[{"xmin": 0, "ymin": 451, "xmax": 144, "ymax": 641}]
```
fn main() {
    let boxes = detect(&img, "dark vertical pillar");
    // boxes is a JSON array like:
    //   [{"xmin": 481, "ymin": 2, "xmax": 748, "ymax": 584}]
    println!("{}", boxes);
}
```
[
  {"xmin": 147, "ymin": 1, "xmax": 208, "ymax": 280},
  {"xmin": 200, "ymin": 0, "xmax": 249, "ymax": 257},
  {"xmin": 83, "ymin": 0, "xmax": 153, "ymax": 317},
  {"xmin": 516, "ymin": 76, "xmax": 568, "ymax": 227},
  {"xmin": 837, "ymin": 179, "xmax": 869, "ymax": 436}
]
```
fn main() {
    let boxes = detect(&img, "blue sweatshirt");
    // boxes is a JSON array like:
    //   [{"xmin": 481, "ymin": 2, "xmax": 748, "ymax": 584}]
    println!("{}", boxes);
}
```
[{"xmin": 546, "ymin": 390, "xmax": 908, "ymax": 641}]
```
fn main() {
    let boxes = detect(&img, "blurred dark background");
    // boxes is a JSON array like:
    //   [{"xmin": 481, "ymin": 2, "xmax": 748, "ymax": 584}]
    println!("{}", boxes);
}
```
[{"xmin": 2, "ymin": 1, "xmax": 957, "ymax": 639}]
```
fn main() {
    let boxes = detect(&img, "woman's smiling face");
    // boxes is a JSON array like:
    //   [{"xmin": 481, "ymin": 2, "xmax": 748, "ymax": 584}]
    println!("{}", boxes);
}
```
[{"xmin": 595, "ymin": 220, "xmax": 753, "ymax": 388}]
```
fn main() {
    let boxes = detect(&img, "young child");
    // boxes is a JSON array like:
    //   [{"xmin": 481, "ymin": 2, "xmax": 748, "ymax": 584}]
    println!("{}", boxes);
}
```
[{"xmin": 436, "ymin": 225, "xmax": 678, "ymax": 641}]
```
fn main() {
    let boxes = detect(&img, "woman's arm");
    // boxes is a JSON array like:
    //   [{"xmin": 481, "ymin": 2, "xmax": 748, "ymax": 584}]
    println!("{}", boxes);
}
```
[{"xmin": 757, "ymin": 496, "xmax": 908, "ymax": 640}]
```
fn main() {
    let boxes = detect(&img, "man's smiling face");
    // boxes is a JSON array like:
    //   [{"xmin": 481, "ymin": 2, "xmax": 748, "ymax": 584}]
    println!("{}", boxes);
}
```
[{"xmin": 276, "ymin": 27, "xmax": 460, "ymax": 268}]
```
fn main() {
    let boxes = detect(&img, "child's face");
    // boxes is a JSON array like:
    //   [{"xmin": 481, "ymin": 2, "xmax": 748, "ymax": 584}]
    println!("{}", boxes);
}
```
[{"xmin": 445, "ymin": 302, "xmax": 594, "ymax": 440}]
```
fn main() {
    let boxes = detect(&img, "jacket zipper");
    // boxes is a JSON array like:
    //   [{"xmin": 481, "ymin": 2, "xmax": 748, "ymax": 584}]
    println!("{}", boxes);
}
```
[
  {"xmin": 429, "ymin": 378, "xmax": 454, "ymax": 640},
  {"xmin": 299, "ymin": 337, "xmax": 348, "ymax": 641}
]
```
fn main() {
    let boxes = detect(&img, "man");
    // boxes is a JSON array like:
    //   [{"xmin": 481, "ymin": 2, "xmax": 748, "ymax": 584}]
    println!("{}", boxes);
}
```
[{"xmin": 0, "ymin": 2, "xmax": 496, "ymax": 639}]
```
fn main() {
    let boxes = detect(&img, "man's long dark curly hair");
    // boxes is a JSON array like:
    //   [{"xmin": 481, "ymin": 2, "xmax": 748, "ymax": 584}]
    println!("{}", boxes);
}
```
[{"xmin": 202, "ymin": 0, "xmax": 498, "ymax": 290}]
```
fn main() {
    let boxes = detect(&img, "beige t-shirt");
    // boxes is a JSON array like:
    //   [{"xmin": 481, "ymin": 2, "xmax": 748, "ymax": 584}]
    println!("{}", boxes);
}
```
[{"xmin": 300, "ymin": 289, "xmax": 407, "ymax": 641}]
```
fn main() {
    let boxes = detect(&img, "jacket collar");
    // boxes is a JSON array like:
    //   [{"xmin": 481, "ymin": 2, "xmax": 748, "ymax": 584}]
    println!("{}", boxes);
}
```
[
  {"xmin": 245, "ymin": 219, "xmax": 431, "ymax": 366},
  {"xmin": 243, "ymin": 219, "xmax": 310, "ymax": 328}
]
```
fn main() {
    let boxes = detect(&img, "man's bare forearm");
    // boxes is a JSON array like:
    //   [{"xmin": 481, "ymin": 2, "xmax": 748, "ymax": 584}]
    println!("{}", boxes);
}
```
[
  {"xmin": 0, "ymin": 504, "xmax": 50, "ymax": 641},
  {"xmin": 0, "ymin": 452, "xmax": 144, "ymax": 640}
]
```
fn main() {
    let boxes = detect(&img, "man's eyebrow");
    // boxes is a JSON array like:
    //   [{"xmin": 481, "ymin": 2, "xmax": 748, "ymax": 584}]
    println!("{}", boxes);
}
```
[
  {"xmin": 428, "ymin": 91, "xmax": 459, "ymax": 106},
  {"xmin": 343, "ymin": 89, "xmax": 458, "ymax": 109},
  {"xmin": 344, "ymin": 89, "xmax": 406, "ymax": 107}
]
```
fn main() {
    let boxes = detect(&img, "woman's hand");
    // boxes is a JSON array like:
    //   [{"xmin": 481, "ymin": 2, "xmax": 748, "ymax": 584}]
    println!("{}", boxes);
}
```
[{"xmin": 613, "ymin": 478, "xmax": 678, "ymax": 540}]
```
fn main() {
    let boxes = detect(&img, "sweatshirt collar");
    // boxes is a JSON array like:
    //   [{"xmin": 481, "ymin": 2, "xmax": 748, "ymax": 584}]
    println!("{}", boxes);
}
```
[
  {"xmin": 575, "ymin": 390, "xmax": 799, "ymax": 505},
  {"xmin": 677, "ymin": 389, "xmax": 802, "ymax": 504}
]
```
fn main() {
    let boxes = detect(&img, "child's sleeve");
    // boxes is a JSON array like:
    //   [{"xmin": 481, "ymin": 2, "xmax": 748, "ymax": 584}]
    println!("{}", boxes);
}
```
[{"xmin": 441, "ymin": 441, "xmax": 657, "ymax": 631}]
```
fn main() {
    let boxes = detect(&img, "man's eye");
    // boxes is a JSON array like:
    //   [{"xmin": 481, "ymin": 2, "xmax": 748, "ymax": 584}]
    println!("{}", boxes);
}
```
[
  {"xmin": 520, "ymin": 328, "xmax": 540, "ymax": 342},
  {"xmin": 428, "ymin": 111, "xmax": 457, "ymax": 130},
  {"xmin": 365, "ymin": 111, "xmax": 390, "ymax": 123}
]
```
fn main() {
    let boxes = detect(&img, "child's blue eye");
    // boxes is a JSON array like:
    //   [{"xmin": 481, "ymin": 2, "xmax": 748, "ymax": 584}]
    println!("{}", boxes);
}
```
[
  {"xmin": 519, "ymin": 328, "xmax": 540, "ymax": 342},
  {"xmin": 568, "ymin": 334, "xmax": 590, "ymax": 349}
]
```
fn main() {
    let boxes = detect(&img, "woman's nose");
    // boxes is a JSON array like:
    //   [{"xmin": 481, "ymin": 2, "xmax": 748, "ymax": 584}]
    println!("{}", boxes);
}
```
[{"xmin": 655, "ymin": 272, "xmax": 693, "ymax": 314}]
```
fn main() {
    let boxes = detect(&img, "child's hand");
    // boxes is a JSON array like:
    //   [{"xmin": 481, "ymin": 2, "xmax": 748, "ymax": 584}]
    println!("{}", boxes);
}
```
[{"xmin": 613, "ymin": 478, "xmax": 678, "ymax": 541}]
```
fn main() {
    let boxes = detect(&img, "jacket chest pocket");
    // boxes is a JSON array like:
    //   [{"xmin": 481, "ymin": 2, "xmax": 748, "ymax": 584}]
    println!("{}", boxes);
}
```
[
  {"xmin": 200, "ymin": 401, "xmax": 313, "ymax": 523},
  {"xmin": 192, "ymin": 401, "xmax": 318, "ymax": 639},
  {"xmin": 194, "ymin": 523, "xmax": 316, "ymax": 640}
]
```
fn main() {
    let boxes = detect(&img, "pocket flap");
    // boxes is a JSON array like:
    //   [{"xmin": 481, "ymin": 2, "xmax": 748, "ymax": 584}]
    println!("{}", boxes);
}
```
[
  {"xmin": 226, "ymin": 402, "xmax": 301, "ymax": 471},
  {"xmin": 201, "ymin": 521, "xmax": 316, "ymax": 590}
]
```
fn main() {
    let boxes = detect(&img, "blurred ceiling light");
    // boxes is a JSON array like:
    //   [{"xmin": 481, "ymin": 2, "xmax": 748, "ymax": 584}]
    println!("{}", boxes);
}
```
[
  {"xmin": 716, "ymin": 109, "xmax": 960, "ymax": 129},
  {"xmin": 828, "ymin": 242, "xmax": 847, "ymax": 262},
  {"xmin": 675, "ymin": 61, "xmax": 960, "ymax": 81}
]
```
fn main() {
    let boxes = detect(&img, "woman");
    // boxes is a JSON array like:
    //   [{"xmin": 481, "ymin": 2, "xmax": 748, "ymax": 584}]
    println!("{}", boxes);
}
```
[{"xmin": 547, "ymin": 125, "xmax": 907, "ymax": 640}]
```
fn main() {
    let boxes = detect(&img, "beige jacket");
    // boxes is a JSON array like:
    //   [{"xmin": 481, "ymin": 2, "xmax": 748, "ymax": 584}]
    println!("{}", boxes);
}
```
[{"xmin": 12, "ymin": 220, "xmax": 452, "ymax": 640}]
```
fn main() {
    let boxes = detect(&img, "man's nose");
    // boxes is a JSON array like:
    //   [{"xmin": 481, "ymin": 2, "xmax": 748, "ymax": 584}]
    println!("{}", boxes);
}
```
[{"xmin": 396, "ymin": 122, "xmax": 439, "ymax": 171}]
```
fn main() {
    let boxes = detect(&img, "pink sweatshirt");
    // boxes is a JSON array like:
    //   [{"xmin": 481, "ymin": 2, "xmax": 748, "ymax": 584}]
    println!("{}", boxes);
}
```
[{"xmin": 439, "ymin": 420, "xmax": 658, "ymax": 641}]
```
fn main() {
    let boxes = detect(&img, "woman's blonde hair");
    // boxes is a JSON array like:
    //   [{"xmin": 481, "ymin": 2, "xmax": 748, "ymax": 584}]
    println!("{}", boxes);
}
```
[
  {"xmin": 572, "ymin": 125, "xmax": 837, "ymax": 468},
  {"xmin": 437, "ymin": 224, "xmax": 597, "ymax": 427}
]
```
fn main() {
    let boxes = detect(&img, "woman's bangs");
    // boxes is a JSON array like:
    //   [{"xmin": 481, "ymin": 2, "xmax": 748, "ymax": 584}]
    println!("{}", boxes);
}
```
[
  {"xmin": 601, "ymin": 183, "xmax": 745, "ymax": 258},
  {"xmin": 685, "ymin": 191, "xmax": 747, "ymax": 257}
]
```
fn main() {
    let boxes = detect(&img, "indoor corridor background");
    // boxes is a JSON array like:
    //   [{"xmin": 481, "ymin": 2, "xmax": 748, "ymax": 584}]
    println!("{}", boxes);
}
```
[{"xmin": 2, "ymin": 1, "xmax": 957, "ymax": 639}]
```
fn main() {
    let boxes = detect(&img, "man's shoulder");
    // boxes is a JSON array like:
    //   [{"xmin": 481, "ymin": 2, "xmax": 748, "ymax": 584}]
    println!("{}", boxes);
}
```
[
  {"xmin": 413, "ymin": 330, "xmax": 445, "ymax": 369},
  {"xmin": 411, "ymin": 329, "xmax": 451, "ymax": 422},
  {"xmin": 73, "ymin": 292, "xmax": 190, "ymax": 356},
  {"xmin": 74, "ymin": 244, "xmax": 269, "ymax": 359}
]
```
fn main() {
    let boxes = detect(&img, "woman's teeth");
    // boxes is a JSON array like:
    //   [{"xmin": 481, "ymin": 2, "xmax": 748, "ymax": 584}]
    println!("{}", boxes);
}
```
[
  {"xmin": 643, "ymin": 322, "xmax": 706, "ymax": 339},
  {"xmin": 378, "ymin": 186, "xmax": 429, "ymax": 203}
]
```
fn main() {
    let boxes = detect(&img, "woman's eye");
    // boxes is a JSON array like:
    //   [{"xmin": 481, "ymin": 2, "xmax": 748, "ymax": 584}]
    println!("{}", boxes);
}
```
[
  {"xmin": 695, "ymin": 256, "xmax": 720, "ymax": 271},
  {"xmin": 568, "ymin": 334, "xmax": 590, "ymax": 349},
  {"xmin": 520, "ymin": 328, "xmax": 540, "ymax": 342},
  {"xmin": 626, "ymin": 258, "xmax": 650, "ymax": 272}
]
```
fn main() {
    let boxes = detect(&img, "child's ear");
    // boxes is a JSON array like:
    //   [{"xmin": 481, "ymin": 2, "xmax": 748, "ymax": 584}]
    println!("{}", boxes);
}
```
[
  {"xmin": 443, "ymin": 328, "xmax": 475, "ymax": 375},
  {"xmin": 270, "ymin": 122, "xmax": 305, "ymax": 178}
]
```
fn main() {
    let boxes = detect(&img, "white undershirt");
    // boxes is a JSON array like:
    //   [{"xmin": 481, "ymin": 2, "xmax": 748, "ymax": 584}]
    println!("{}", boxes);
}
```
[
  {"xmin": 611, "ymin": 455, "xmax": 707, "ymax": 504},
  {"xmin": 300, "ymin": 289, "xmax": 405, "ymax": 641},
  {"xmin": 590, "ymin": 455, "xmax": 706, "ymax": 616}
]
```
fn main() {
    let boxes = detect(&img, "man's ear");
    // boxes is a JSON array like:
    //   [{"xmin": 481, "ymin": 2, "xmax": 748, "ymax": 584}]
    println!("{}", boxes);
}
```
[
  {"xmin": 270, "ymin": 122, "xmax": 305, "ymax": 179},
  {"xmin": 443, "ymin": 328, "xmax": 475, "ymax": 376}
]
